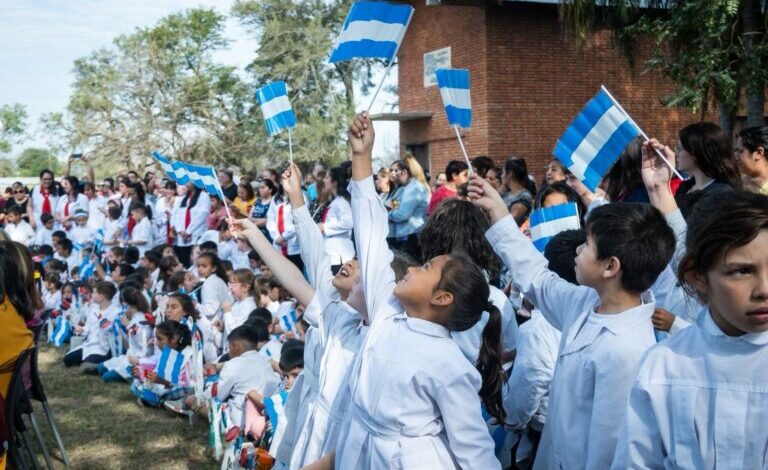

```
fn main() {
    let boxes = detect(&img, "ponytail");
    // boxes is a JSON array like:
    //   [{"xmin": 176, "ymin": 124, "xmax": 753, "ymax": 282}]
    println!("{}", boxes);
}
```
[
  {"xmin": 156, "ymin": 320, "xmax": 192, "ymax": 350},
  {"xmin": 477, "ymin": 303, "xmax": 506, "ymax": 425}
]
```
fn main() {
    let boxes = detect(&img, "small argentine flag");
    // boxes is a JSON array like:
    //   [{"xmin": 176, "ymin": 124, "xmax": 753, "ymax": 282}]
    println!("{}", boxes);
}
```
[
  {"xmin": 51, "ymin": 318, "xmax": 71, "ymax": 347},
  {"xmin": 79, "ymin": 257, "xmax": 95, "ymax": 280},
  {"xmin": 436, "ymin": 68, "xmax": 471, "ymax": 128},
  {"xmin": 256, "ymin": 81, "xmax": 296, "ymax": 137},
  {"xmin": 280, "ymin": 310, "xmax": 298, "ymax": 333},
  {"xmin": 264, "ymin": 391, "xmax": 289, "ymax": 430},
  {"xmin": 184, "ymin": 163, "xmax": 220, "ymax": 197},
  {"xmin": 329, "ymin": 1, "xmax": 414, "ymax": 64},
  {"xmin": 156, "ymin": 346, "xmax": 185, "ymax": 385},
  {"xmin": 553, "ymin": 88, "xmax": 641, "ymax": 192},
  {"xmin": 152, "ymin": 151, "xmax": 190, "ymax": 185},
  {"xmin": 529, "ymin": 203, "xmax": 581, "ymax": 252}
]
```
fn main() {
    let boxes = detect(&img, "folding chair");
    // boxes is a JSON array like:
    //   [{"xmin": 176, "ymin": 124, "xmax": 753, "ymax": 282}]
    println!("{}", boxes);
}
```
[
  {"xmin": 28, "ymin": 347, "xmax": 69, "ymax": 466},
  {"xmin": 4, "ymin": 348, "xmax": 39, "ymax": 470}
]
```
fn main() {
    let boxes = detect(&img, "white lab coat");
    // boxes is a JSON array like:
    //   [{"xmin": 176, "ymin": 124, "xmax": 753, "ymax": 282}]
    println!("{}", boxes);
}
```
[
  {"xmin": 31, "ymin": 185, "xmax": 60, "ymax": 228},
  {"xmin": 55, "ymin": 193, "xmax": 89, "ymax": 230},
  {"xmin": 69, "ymin": 225, "xmax": 97, "ymax": 247},
  {"xmin": 485, "ymin": 215, "xmax": 657, "ymax": 470},
  {"xmin": 6, "ymin": 221, "xmax": 36, "ymax": 245},
  {"xmin": 335, "ymin": 177, "xmax": 500, "ymax": 470},
  {"xmin": 101, "ymin": 311, "xmax": 153, "ymax": 379},
  {"xmin": 33, "ymin": 226, "xmax": 54, "ymax": 247},
  {"xmin": 612, "ymin": 310, "xmax": 768, "ymax": 469},
  {"xmin": 218, "ymin": 350, "xmax": 280, "ymax": 429},
  {"xmin": 172, "ymin": 191, "xmax": 211, "ymax": 247},
  {"xmin": 503, "ymin": 310, "xmax": 561, "ymax": 465},
  {"xmin": 322, "ymin": 196, "xmax": 356, "ymax": 264},
  {"xmin": 76, "ymin": 304, "xmax": 121, "ymax": 358},
  {"xmin": 87, "ymin": 195, "xmax": 108, "ymax": 231},
  {"xmin": 130, "ymin": 217, "xmax": 153, "ymax": 256},
  {"xmin": 152, "ymin": 196, "xmax": 177, "ymax": 245},
  {"xmin": 223, "ymin": 297, "xmax": 257, "ymax": 338},
  {"xmin": 198, "ymin": 274, "xmax": 232, "ymax": 320},
  {"xmin": 266, "ymin": 199, "xmax": 301, "ymax": 256}
]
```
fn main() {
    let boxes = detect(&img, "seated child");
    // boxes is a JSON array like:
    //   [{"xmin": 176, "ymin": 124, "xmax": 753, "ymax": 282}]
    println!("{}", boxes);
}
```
[
  {"xmin": 33, "ymin": 213, "xmax": 56, "ymax": 247},
  {"xmin": 5, "ymin": 206, "xmax": 35, "ymax": 245},
  {"xmin": 63, "ymin": 281, "xmax": 120, "ymax": 372},
  {"xmin": 131, "ymin": 320, "xmax": 193, "ymax": 407},
  {"xmin": 98, "ymin": 286, "xmax": 153, "ymax": 383}
]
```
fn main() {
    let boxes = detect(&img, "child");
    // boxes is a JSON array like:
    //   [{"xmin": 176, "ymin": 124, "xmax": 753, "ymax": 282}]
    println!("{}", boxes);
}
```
[
  {"xmin": 43, "ymin": 272, "xmax": 63, "ymax": 312},
  {"xmin": 140, "ymin": 250, "xmax": 162, "ymax": 293},
  {"xmin": 467, "ymin": 172, "xmax": 676, "ymax": 467},
  {"xmin": 131, "ymin": 320, "xmax": 194, "ymax": 407},
  {"xmin": 69, "ymin": 209, "xmax": 97, "ymax": 247},
  {"xmin": 156, "ymin": 255, "xmax": 182, "ymax": 294},
  {"xmin": 63, "ymin": 281, "xmax": 119, "ymax": 371},
  {"xmin": 125, "ymin": 203, "xmax": 153, "ymax": 256},
  {"xmin": 103, "ymin": 205, "xmax": 124, "ymax": 247},
  {"xmin": 331, "ymin": 113, "xmax": 504, "ymax": 469},
  {"xmin": 217, "ymin": 219, "xmax": 237, "ymax": 264},
  {"xmin": 218, "ymin": 269, "xmax": 258, "ymax": 345},
  {"xmin": 196, "ymin": 252, "xmax": 232, "ymax": 321},
  {"xmin": 209, "ymin": 324, "xmax": 279, "ymax": 436},
  {"xmin": 611, "ymin": 146, "xmax": 768, "ymax": 468},
  {"xmin": 33, "ymin": 213, "xmax": 56, "ymax": 247},
  {"xmin": 5, "ymin": 205, "xmax": 35, "ymax": 245},
  {"xmin": 98, "ymin": 286, "xmax": 153, "ymax": 382},
  {"xmin": 55, "ymin": 238, "xmax": 80, "ymax": 274},
  {"xmin": 165, "ymin": 292, "xmax": 217, "ymax": 364},
  {"xmin": 229, "ymin": 237, "xmax": 252, "ymax": 271}
]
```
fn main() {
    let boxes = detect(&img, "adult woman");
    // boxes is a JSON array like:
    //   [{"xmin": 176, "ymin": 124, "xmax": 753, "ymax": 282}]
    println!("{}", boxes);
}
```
[
  {"xmin": 4, "ymin": 182, "xmax": 31, "ymax": 224},
  {"xmin": 55, "ymin": 176, "xmax": 88, "ymax": 231},
  {"xmin": 207, "ymin": 196, "xmax": 228, "ymax": 231},
  {"xmin": 404, "ymin": 153, "xmax": 432, "ymax": 197},
  {"xmin": 153, "ymin": 180, "xmax": 178, "ymax": 246},
  {"xmin": 502, "ymin": 158, "xmax": 535, "ymax": 215},
  {"xmin": 674, "ymin": 122, "xmax": 741, "ymax": 214},
  {"xmin": 250, "ymin": 178, "xmax": 276, "ymax": 242},
  {"xmin": 734, "ymin": 125, "xmax": 768, "ymax": 195},
  {"xmin": 375, "ymin": 167, "xmax": 391, "ymax": 200},
  {"xmin": 320, "ymin": 162, "xmax": 355, "ymax": 265},
  {"xmin": 172, "ymin": 183, "xmax": 211, "ymax": 267},
  {"xmin": 544, "ymin": 159, "xmax": 567, "ymax": 186},
  {"xmin": 386, "ymin": 159, "xmax": 429, "ymax": 260},
  {"xmin": 232, "ymin": 182, "xmax": 257, "ymax": 218},
  {"xmin": 82, "ymin": 181, "xmax": 108, "ymax": 230},
  {"xmin": 0, "ymin": 242, "xmax": 35, "ymax": 399},
  {"xmin": 30, "ymin": 169, "xmax": 60, "ymax": 229}
]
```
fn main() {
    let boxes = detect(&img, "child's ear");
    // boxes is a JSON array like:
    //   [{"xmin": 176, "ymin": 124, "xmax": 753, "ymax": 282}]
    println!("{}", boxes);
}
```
[
  {"xmin": 430, "ymin": 289, "xmax": 454, "ymax": 308},
  {"xmin": 602, "ymin": 256, "xmax": 622, "ymax": 280},
  {"xmin": 686, "ymin": 271, "xmax": 709, "ymax": 300}
]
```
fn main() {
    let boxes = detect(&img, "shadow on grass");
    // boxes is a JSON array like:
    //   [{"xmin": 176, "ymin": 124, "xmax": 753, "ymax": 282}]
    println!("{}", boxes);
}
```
[{"xmin": 26, "ymin": 344, "xmax": 217, "ymax": 469}]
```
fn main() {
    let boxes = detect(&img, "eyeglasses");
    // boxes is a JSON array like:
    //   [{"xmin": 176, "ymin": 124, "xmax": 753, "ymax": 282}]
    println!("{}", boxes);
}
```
[{"xmin": 12, "ymin": 190, "xmax": 25, "ymax": 194}]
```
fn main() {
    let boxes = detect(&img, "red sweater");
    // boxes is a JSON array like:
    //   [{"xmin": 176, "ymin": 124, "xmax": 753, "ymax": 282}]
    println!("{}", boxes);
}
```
[{"xmin": 427, "ymin": 185, "xmax": 457, "ymax": 215}]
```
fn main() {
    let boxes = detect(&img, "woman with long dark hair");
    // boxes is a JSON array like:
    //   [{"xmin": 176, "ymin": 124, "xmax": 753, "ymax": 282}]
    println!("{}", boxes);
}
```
[
  {"xmin": 55, "ymin": 175, "xmax": 89, "ymax": 231},
  {"xmin": 0, "ymin": 242, "xmax": 34, "ymax": 398},
  {"xmin": 172, "ymin": 182, "xmax": 211, "ymax": 267},
  {"xmin": 320, "ymin": 161, "xmax": 355, "ymax": 265},
  {"xmin": 734, "ymin": 125, "xmax": 768, "ymax": 195}
]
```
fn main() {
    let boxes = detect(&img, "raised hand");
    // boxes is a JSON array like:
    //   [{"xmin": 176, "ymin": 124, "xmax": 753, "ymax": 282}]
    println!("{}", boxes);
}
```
[
  {"xmin": 467, "ymin": 174, "xmax": 509, "ymax": 224},
  {"xmin": 230, "ymin": 217, "xmax": 261, "ymax": 240},
  {"xmin": 281, "ymin": 162, "xmax": 305, "ymax": 208},
  {"xmin": 348, "ymin": 111, "xmax": 375, "ymax": 158},
  {"xmin": 641, "ymin": 139, "xmax": 676, "ymax": 192}
]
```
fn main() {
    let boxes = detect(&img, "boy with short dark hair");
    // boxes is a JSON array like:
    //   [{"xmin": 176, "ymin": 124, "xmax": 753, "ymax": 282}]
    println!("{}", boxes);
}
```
[
  {"xmin": 34, "ymin": 213, "xmax": 56, "ymax": 246},
  {"xmin": 5, "ymin": 205, "xmax": 35, "ymax": 245},
  {"xmin": 126, "ymin": 203, "xmax": 152, "ymax": 256},
  {"xmin": 470, "ymin": 177, "xmax": 675, "ymax": 470}
]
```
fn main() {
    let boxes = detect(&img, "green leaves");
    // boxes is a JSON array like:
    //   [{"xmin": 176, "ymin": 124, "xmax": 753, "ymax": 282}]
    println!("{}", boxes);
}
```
[{"xmin": 0, "ymin": 103, "xmax": 27, "ymax": 154}]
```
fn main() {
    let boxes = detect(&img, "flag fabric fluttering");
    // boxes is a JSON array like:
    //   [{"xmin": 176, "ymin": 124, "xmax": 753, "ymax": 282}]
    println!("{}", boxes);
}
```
[
  {"xmin": 529, "ymin": 202, "xmax": 581, "ymax": 252},
  {"xmin": 156, "ymin": 346, "xmax": 185, "ymax": 385},
  {"xmin": 51, "ymin": 317, "xmax": 71, "ymax": 347},
  {"xmin": 279, "ymin": 310, "xmax": 298, "ymax": 334},
  {"xmin": 553, "ymin": 88, "xmax": 641, "ymax": 192},
  {"xmin": 152, "ymin": 151, "xmax": 189, "ymax": 184},
  {"xmin": 435, "ymin": 68, "xmax": 471, "ymax": 128},
  {"xmin": 151, "ymin": 151, "xmax": 231, "ymax": 217},
  {"xmin": 329, "ymin": 1, "xmax": 414, "ymax": 64},
  {"xmin": 78, "ymin": 256, "xmax": 96, "ymax": 281},
  {"xmin": 255, "ymin": 81, "xmax": 296, "ymax": 137},
  {"xmin": 264, "ymin": 391, "xmax": 290, "ymax": 432}
]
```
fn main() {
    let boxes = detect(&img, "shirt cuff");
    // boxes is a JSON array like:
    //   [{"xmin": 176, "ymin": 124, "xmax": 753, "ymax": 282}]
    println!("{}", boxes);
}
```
[{"xmin": 485, "ymin": 214, "xmax": 519, "ymax": 246}]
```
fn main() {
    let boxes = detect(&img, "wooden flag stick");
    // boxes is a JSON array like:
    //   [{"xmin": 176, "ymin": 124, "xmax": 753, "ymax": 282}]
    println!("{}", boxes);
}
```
[
  {"xmin": 454, "ymin": 125, "xmax": 473, "ymax": 176},
  {"xmin": 288, "ymin": 127, "xmax": 294, "ymax": 166}
]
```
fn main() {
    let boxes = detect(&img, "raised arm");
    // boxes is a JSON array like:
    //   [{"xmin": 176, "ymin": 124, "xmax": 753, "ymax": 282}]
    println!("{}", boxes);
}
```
[
  {"xmin": 349, "ymin": 112, "xmax": 399, "ymax": 324},
  {"xmin": 282, "ymin": 163, "xmax": 338, "ymax": 308},
  {"xmin": 469, "ymin": 175, "xmax": 596, "ymax": 332},
  {"xmin": 231, "ymin": 218, "xmax": 315, "ymax": 311}
]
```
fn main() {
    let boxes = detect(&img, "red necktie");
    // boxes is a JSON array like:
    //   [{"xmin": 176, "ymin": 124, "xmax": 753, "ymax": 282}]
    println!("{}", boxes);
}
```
[
  {"xmin": 64, "ymin": 200, "xmax": 70, "ymax": 218},
  {"xmin": 277, "ymin": 205, "xmax": 288, "ymax": 256},
  {"xmin": 127, "ymin": 215, "xmax": 136, "ymax": 237},
  {"xmin": 41, "ymin": 188, "xmax": 52, "ymax": 215},
  {"xmin": 321, "ymin": 206, "xmax": 330, "ymax": 223},
  {"xmin": 166, "ymin": 210, "xmax": 172, "ymax": 245},
  {"xmin": 185, "ymin": 205, "xmax": 192, "ymax": 229}
]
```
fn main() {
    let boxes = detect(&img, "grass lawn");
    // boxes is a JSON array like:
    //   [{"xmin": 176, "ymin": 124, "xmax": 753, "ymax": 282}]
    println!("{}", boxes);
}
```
[{"xmin": 27, "ymin": 344, "xmax": 216, "ymax": 469}]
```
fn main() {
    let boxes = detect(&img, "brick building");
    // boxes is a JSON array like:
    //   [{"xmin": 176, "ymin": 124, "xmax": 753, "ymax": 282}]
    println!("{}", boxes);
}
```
[{"xmin": 377, "ymin": 0, "xmax": 716, "ymax": 181}]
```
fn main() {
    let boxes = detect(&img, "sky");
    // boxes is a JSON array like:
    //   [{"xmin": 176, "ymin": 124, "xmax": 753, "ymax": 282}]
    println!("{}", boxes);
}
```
[{"xmin": 0, "ymin": 0, "xmax": 398, "ymax": 165}]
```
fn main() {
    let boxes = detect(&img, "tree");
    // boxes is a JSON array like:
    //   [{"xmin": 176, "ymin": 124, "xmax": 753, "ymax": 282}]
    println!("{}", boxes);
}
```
[
  {"xmin": 560, "ymin": 0, "xmax": 767, "ymax": 132},
  {"xmin": 0, "ymin": 103, "xmax": 27, "ymax": 153},
  {"xmin": 16, "ymin": 148, "xmax": 60, "ymax": 177},
  {"xmin": 0, "ymin": 158, "xmax": 15, "ymax": 177}
]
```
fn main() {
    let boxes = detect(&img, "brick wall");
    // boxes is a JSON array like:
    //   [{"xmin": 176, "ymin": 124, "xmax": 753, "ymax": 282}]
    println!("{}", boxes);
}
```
[{"xmin": 397, "ymin": 1, "xmax": 717, "ymax": 181}]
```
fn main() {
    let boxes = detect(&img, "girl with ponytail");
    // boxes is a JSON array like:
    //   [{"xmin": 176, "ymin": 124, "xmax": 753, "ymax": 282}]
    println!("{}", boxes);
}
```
[
  {"xmin": 97, "ymin": 286, "xmax": 153, "ymax": 383},
  {"xmin": 329, "ymin": 113, "xmax": 503, "ymax": 469}
]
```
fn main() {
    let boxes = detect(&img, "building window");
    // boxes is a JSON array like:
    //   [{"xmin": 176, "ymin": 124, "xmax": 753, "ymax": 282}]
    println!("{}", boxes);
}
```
[{"xmin": 423, "ymin": 47, "xmax": 451, "ymax": 88}]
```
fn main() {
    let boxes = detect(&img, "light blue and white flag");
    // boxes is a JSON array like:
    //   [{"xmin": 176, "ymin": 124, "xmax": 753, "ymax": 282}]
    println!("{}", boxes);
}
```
[
  {"xmin": 184, "ymin": 163, "xmax": 220, "ymax": 196},
  {"xmin": 436, "ymin": 68, "xmax": 471, "ymax": 128},
  {"xmin": 255, "ymin": 81, "xmax": 296, "ymax": 137},
  {"xmin": 264, "ymin": 391, "xmax": 290, "ymax": 431},
  {"xmin": 329, "ymin": 1, "xmax": 414, "ymax": 64},
  {"xmin": 529, "ymin": 202, "xmax": 581, "ymax": 252},
  {"xmin": 78, "ymin": 256, "xmax": 95, "ymax": 281},
  {"xmin": 553, "ymin": 88, "xmax": 641, "ymax": 191},
  {"xmin": 152, "ymin": 151, "xmax": 190, "ymax": 184},
  {"xmin": 280, "ymin": 310, "xmax": 298, "ymax": 333},
  {"xmin": 157, "ymin": 346, "xmax": 185, "ymax": 385},
  {"xmin": 51, "ymin": 317, "xmax": 71, "ymax": 347},
  {"xmin": 94, "ymin": 228, "xmax": 104, "ymax": 255}
]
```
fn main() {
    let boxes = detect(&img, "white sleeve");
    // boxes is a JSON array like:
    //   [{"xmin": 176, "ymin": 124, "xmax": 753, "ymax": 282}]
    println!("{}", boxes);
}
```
[
  {"xmin": 293, "ymin": 205, "xmax": 338, "ymax": 309},
  {"xmin": 198, "ymin": 277, "xmax": 223, "ymax": 320},
  {"xmin": 431, "ymin": 371, "xmax": 502, "ymax": 469},
  {"xmin": 266, "ymin": 201, "xmax": 279, "ymax": 241},
  {"xmin": 664, "ymin": 209, "xmax": 688, "ymax": 274},
  {"xmin": 485, "ymin": 215, "xmax": 597, "ymax": 332},
  {"xmin": 668, "ymin": 315, "xmax": 692, "ymax": 335},
  {"xmin": 610, "ymin": 377, "xmax": 665, "ymax": 469},
  {"xmin": 350, "ymin": 176, "xmax": 400, "ymax": 325}
]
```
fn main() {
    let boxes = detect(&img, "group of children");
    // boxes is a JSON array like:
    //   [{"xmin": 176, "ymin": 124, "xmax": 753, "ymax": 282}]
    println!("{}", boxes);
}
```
[{"xmin": 18, "ymin": 110, "xmax": 768, "ymax": 469}]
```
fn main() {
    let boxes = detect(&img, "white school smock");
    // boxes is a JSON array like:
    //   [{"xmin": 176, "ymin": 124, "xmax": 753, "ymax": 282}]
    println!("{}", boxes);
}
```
[
  {"xmin": 130, "ymin": 217, "xmax": 153, "ymax": 256},
  {"xmin": 612, "ymin": 310, "xmax": 768, "ymax": 469},
  {"xmin": 266, "ymin": 199, "xmax": 301, "ymax": 256},
  {"xmin": 55, "ymin": 193, "xmax": 89, "ymax": 228},
  {"xmin": 6, "ymin": 221, "xmax": 36, "ymax": 246},
  {"xmin": 172, "ymin": 192, "xmax": 211, "ymax": 247},
  {"xmin": 452, "ymin": 284, "xmax": 518, "ymax": 365},
  {"xmin": 485, "ymin": 215, "xmax": 657, "ymax": 470},
  {"xmin": 218, "ymin": 349, "xmax": 280, "ymax": 428},
  {"xmin": 322, "ymin": 196, "xmax": 355, "ymax": 264},
  {"xmin": 31, "ymin": 185, "xmax": 60, "ymax": 228},
  {"xmin": 87, "ymin": 195, "xmax": 108, "ymax": 231},
  {"xmin": 152, "ymin": 196, "xmax": 176, "ymax": 245},
  {"xmin": 223, "ymin": 297, "xmax": 257, "ymax": 338},
  {"xmin": 198, "ymin": 274, "xmax": 232, "ymax": 320},
  {"xmin": 69, "ymin": 225, "xmax": 97, "ymax": 247},
  {"xmin": 77, "ymin": 304, "xmax": 120, "ymax": 358},
  {"xmin": 33, "ymin": 227, "xmax": 53, "ymax": 247},
  {"xmin": 43, "ymin": 291, "xmax": 62, "ymax": 311},
  {"xmin": 335, "ymin": 176, "xmax": 500, "ymax": 470},
  {"xmin": 101, "ymin": 312, "xmax": 153, "ymax": 379}
]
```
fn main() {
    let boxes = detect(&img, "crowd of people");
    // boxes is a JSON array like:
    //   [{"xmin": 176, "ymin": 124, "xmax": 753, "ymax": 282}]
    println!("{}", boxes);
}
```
[{"xmin": 0, "ymin": 113, "xmax": 767, "ymax": 470}]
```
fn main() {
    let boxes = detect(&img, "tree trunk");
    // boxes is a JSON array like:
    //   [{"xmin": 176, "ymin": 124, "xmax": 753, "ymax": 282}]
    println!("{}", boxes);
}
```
[
  {"xmin": 719, "ymin": 104, "xmax": 735, "ymax": 136},
  {"xmin": 742, "ymin": 0, "xmax": 766, "ymax": 127}
]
